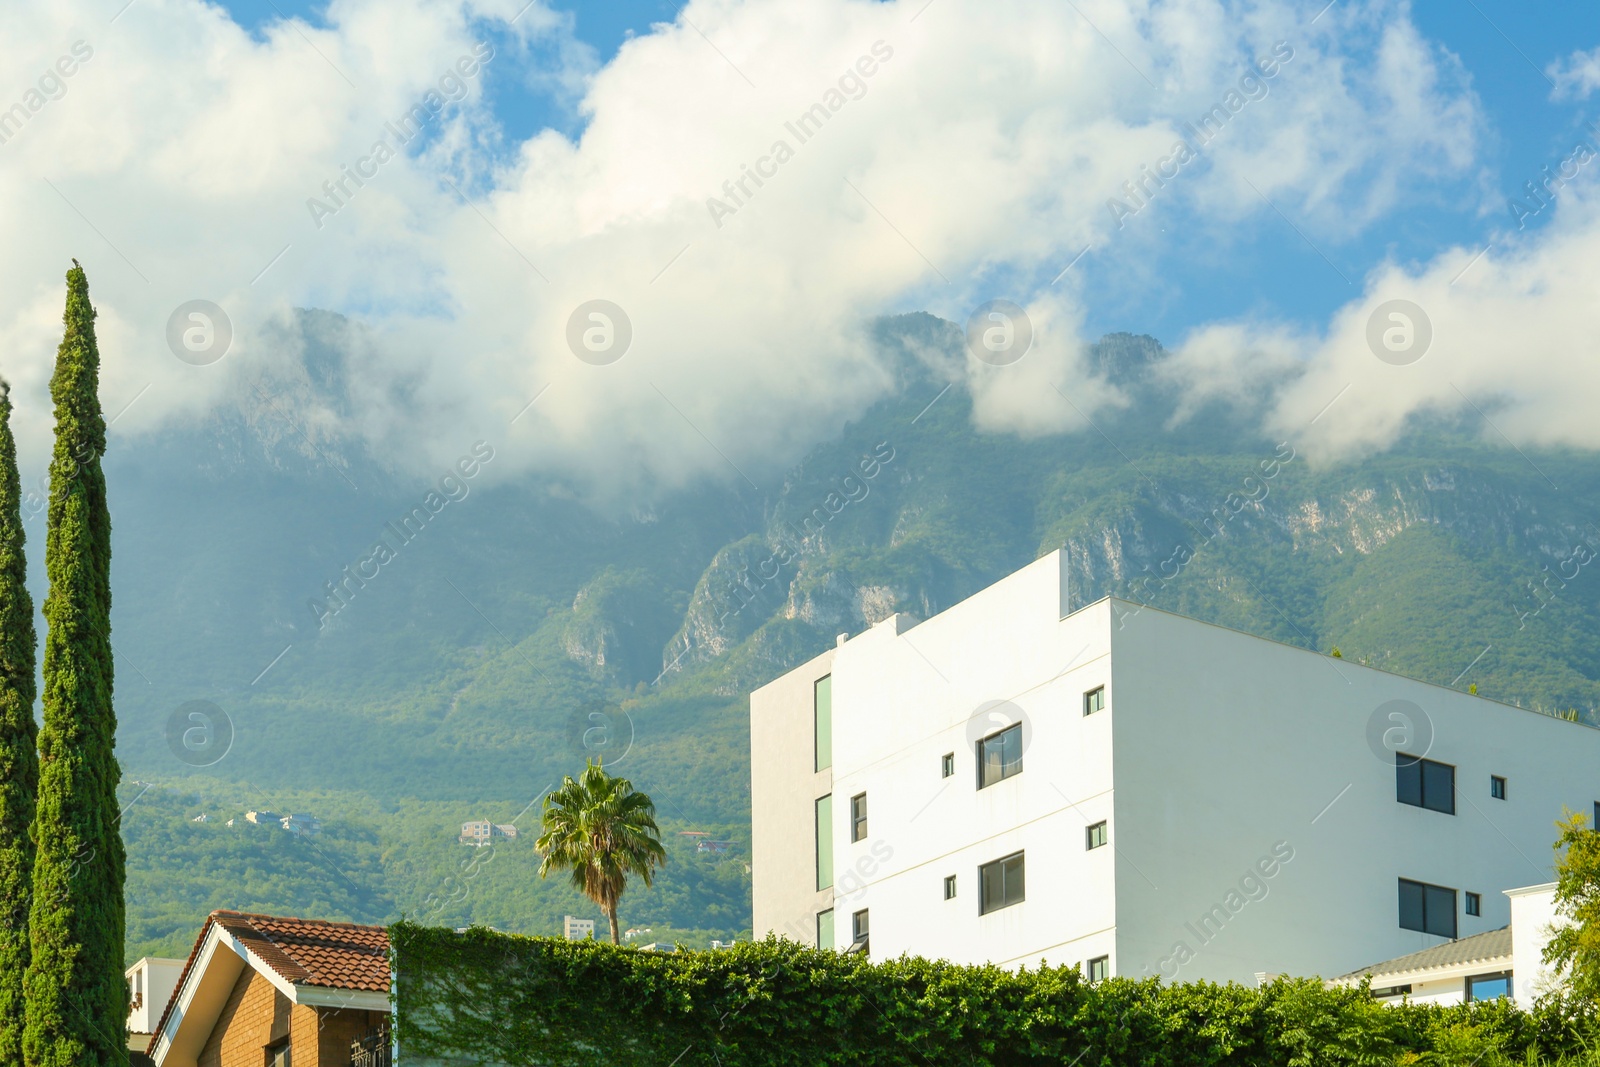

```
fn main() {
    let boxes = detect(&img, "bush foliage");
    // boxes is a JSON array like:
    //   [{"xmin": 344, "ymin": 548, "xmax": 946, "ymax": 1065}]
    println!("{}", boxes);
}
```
[{"xmin": 392, "ymin": 923, "xmax": 1600, "ymax": 1067}]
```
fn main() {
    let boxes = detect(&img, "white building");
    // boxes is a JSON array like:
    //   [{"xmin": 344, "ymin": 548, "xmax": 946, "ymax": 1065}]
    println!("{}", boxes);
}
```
[
  {"xmin": 563, "ymin": 915, "xmax": 596, "ymax": 940},
  {"xmin": 127, "ymin": 956, "xmax": 187, "ymax": 1059},
  {"xmin": 749, "ymin": 550, "xmax": 1600, "ymax": 985},
  {"xmin": 1329, "ymin": 883, "xmax": 1561, "ymax": 1004}
]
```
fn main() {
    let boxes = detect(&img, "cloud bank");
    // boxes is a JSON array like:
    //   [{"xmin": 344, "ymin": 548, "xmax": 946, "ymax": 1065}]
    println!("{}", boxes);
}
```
[{"xmin": 0, "ymin": 0, "xmax": 1506, "ymax": 497}]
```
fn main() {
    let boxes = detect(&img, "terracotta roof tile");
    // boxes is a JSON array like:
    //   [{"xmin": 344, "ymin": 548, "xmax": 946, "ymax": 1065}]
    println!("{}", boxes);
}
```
[
  {"xmin": 151, "ymin": 912, "xmax": 390, "ymax": 1052},
  {"xmin": 210, "ymin": 911, "xmax": 390, "ymax": 991}
]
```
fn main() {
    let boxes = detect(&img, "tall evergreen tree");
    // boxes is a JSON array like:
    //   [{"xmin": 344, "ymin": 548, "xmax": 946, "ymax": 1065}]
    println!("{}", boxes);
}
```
[
  {"xmin": 24, "ymin": 261, "xmax": 124, "ymax": 1067},
  {"xmin": 0, "ymin": 377, "xmax": 39, "ymax": 1067}
]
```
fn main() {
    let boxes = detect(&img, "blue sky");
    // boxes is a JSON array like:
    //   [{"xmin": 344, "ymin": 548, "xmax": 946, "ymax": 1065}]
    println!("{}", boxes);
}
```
[{"xmin": 205, "ymin": 0, "xmax": 1600, "ymax": 347}]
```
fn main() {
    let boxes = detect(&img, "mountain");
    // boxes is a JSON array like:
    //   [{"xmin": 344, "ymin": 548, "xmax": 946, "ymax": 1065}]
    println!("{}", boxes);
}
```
[{"xmin": 83, "ymin": 312, "xmax": 1600, "ymax": 958}]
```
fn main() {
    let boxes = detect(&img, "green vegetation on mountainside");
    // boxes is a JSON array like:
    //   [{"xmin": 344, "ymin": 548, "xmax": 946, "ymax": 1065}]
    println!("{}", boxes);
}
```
[{"xmin": 104, "ymin": 319, "xmax": 1600, "ymax": 957}]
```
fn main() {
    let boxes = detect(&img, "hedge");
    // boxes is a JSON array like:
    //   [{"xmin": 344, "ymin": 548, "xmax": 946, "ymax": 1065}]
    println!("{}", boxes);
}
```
[{"xmin": 391, "ymin": 922, "xmax": 1600, "ymax": 1066}]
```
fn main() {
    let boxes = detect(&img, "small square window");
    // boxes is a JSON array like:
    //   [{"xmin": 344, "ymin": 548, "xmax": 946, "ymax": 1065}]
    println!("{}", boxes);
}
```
[
  {"xmin": 944, "ymin": 874, "xmax": 957, "ymax": 899},
  {"xmin": 852, "ymin": 908, "xmax": 869, "ymax": 944},
  {"xmin": 1466, "ymin": 891, "xmax": 1481, "ymax": 917},
  {"xmin": 1086, "ymin": 821, "xmax": 1107, "ymax": 850},
  {"xmin": 1490, "ymin": 776, "xmax": 1506, "ymax": 800},
  {"xmin": 1083, "ymin": 686, "xmax": 1105, "ymax": 716},
  {"xmin": 1087, "ymin": 956, "xmax": 1109, "ymax": 982},
  {"xmin": 850, "ymin": 793, "xmax": 868, "ymax": 843},
  {"xmin": 941, "ymin": 752, "xmax": 954, "ymax": 778}
]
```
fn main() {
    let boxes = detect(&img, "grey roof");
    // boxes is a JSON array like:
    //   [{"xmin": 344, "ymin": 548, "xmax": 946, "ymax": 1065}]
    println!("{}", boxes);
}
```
[{"xmin": 1335, "ymin": 927, "xmax": 1512, "ymax": 982}]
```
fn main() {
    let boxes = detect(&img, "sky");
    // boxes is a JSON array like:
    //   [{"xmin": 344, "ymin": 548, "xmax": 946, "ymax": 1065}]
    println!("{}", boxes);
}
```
[{"xmin": 4, "ymin": 0, "xmax": 1600, "ymax": 498}]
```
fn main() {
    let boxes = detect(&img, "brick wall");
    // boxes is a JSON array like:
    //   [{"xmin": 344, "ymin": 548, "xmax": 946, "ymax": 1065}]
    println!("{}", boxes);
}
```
[{"xmin": 190, "ymin": 963, "xmax": 388, "ymax": 1067}]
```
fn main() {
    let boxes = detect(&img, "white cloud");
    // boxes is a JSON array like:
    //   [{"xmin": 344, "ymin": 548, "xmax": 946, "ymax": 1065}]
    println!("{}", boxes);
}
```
[
  {"xmin": 1165, "ymin": 169, "xmax": 1600, "ymax": 465},
  {"xmin": 1549, "ymin": 45, "xmax": 1600, "ymax": 101},
  {"xmin": 0, "ymin": 0, "xmax": 1485, "ymax": 498}
]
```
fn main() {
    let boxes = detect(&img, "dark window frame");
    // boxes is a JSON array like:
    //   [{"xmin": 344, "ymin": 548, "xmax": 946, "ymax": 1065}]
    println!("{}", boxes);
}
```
[
  {"xmin": 944, "ymin": 874, "xmax": 957, "ymax": 899},
  {"xmin": 941, "ymin": 752, "xmax": 955, "ymax": 778},
  {"xmin": 850, "ymin": 793, "xmax": 868, "ymax": 843},
  {"xmin": 1490, "ymin": 775, "xmax": 1507, "ymax": 800},
  {"xmin": 1465, "ymin": 891, "xmax": 1481, "ymax": 917},
  {"xmin": 1083, "ymin": 686, "xmax": 1106, "ymax": 716},
  {"xmin": 816, "ymin": 908, "xmax": 834, "ymax": 949},
  {"xmin": 852, "ymin": 908, "xmax": 870, "ymax": 944},
  {"xmin": 977, "ymin": 724, "xmax": 1023, "ymax": 789},
  {"xmin": 1398, "ymin": 877, "xmax": 1458, "ymax": 938},
  {"xmin": 1466, "ymin": 971, "xmax": 1512, "ymax": 1002},
  {"xmin": 1087, "ymin": 956, "xmax": 1109, "ymax": 982},
  {"xmin": 1396, "ymin": 753, "xmax": 1456, "ymax": 814},
  {"xmin": 979, "ymin": 851, "xmax": 1026, "ymax": 914},
  {"xmin": 1086, "ymin": 821, "xmax": 1107, "ymax": 850}
]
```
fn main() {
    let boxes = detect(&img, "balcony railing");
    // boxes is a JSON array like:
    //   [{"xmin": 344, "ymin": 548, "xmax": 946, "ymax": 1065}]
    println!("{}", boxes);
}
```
[{"xmin": 350, "ymin": 1026, "xmax": 391, "ymax": 1067}]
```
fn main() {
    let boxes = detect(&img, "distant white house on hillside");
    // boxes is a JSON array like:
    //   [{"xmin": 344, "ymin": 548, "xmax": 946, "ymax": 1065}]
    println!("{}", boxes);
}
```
[
  {"xmin": 564, "ymin": 916, "xmax": 596, "ymax": 940},
  {"xmin": 1330, "ymin": 883, "xmax": 1563, "ymax": 1004},
  {"xmin": 460, "ymin": 820, "xmax": 518, "ymax": 846}
]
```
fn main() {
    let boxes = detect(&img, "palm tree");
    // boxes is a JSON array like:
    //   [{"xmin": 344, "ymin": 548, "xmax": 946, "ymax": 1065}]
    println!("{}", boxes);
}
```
[{"xmin": 535, "ymin": 758, "xmax": 666, "ymax": 945}]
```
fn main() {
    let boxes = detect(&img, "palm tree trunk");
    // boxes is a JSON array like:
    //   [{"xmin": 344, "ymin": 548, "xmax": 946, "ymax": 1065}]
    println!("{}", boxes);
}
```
[{"xmin": 607, "ymin": 905, "xmax": 621, "ymax": 945}]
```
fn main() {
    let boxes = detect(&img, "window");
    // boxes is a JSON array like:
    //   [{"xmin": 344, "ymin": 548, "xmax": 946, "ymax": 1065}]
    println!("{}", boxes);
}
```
[
  {"xmin": 977, "ymin": 724, "xmax": 1023, "ymax": 788},
  {"xmin": 814, "ymin": 676, "xmax": 832, "ymax": 772},
  {"xmin": 1086, "ymin": 821, "xmax": 1107, "ymax": 850},
  {"xmin": 1087, "ymin": 956, "xmax": 1109, "ymax": 982},
  {"xmin": 815, "ymin": 795, "xmax": 833, "ymax": 890},
  {"xmin": 852, "ymin": 908, "xmax": 870, "ymax": 944},
  {"xmin": 850, "ymin": 793, "xmax": 868, "ymax": 842},
  {"xmin": 1371, "ymin": 984, "xmax": 1412, "ymax": 999},
  {"xmin": 1466, "ymin": 972, "xmax": 1511, "ymax": 1002},
  {"xmin": 944, "ymin": 874, "xmax": 957, "ymax": 899},
  {"xmin": 816, "ymin": 908, "xmax": 834, "ymax": 949},
  {"xmin": 267, "ymin": 1043, "xmax": 291, "ymax": 1067},
  {"xmin": 1490, "ymin": 775, "xmax": 1506, "ymax": 800},
  {"xmin": 1398, "ymin": 878, "xmax": 1457, "ymax": 938},
  {"xmin": 941, "ymin": 752, "xmax": 954, "ymax": 778},
  {"xmin": 1083, "ymin": 686, "xmax": 1105, "ymax": 716},
  {"xmin": 1465, "ymin": 891, "xmax": 1481, "ymax": 916},
  {"xmin": 1593, "ymin": 801, "xmax": 1599, "ymax": 831},
  {"xmin": 1396, "ymin": 754, "xmax": 1455, "ymax": 814},
  {"xmin": 979, "ymin": 851, "xmax": 1025, "ymax": 914}
]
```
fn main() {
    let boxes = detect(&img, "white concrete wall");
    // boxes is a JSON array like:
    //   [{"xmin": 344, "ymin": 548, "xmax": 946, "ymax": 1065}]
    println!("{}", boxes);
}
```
[
  {"xmin": 1110, "ymin": 608, "xmax": 1600, "ymax": 984},
  {"xmin": 749, "ymin": 550, "xmax": 1600, "ymax": 986},
  {"xmin": 1510, "ymin": 883, "xmax": 1561, "ymax": 1002},
  {"xmin": 821, "ymin": 554, "xmax": 1118, "ymax": 971},
  {"xmin": 128, "ymin": 957, "xmax": 186, "ymax": 1036},
  {"xmin": 750, "ymin": 646, "xmax": 835, "ymax": 945}
]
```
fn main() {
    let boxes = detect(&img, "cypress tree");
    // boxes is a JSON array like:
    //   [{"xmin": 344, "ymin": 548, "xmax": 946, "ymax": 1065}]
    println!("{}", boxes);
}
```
[
  {"xmin": 0, "ymin": 377, "xmax": 39, "ymax": 1066},
  {"xmin": 24, "ymin": 261, "xmax": 124, "ymax": 1067}
]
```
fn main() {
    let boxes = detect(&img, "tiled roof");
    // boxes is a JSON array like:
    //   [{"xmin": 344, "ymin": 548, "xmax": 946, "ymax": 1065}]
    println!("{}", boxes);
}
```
[
  {"xmin": 1335, "ymin": 926, "xmax": 1512, "ymax": 982},
  {"xmin": 210, "ymin": 911, "xmax": 390, "ymax": 991},
  {"xmin": 151, "ymin": 911, "xmax": 390, "ymax": 1051}
]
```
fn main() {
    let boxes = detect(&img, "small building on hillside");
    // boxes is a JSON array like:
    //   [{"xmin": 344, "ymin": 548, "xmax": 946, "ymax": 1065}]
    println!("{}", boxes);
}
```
[
  {"xmin": 563, "ymin": 916, "xmax": 596, "ymax": 940},
  {"xmin": 459, "ymin": 820, "xmax": 518, "ymax": 845},
  {"xmin": 147, "ymin": 911, "xmax": 390, "ymax": 1067},
  {"xmin": 281, "ymin": 813, "xmax": 322, "ymax": 837},
  {"xmin": 243, "ymin": 810, "xmax": 282, "ymax": 826},
  {"xmin": 1330, "ymin": 883, "xmax": 1561, "ymax": 1004}
]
